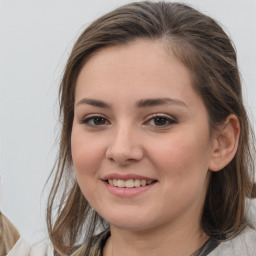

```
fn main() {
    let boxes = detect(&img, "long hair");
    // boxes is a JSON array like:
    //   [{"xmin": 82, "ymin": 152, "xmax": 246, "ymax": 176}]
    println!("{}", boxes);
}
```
[
  {"xmin": 47, "ymin": 1, "xmax": 255, "ymax": 254},
  {"xmin": 0, "ymin": 212, "xmax": 20, "ymax": 255}
]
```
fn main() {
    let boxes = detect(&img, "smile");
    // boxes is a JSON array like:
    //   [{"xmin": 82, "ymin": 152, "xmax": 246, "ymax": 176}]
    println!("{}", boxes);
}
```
[{"xmin": 107, "ymin": 179, "xmax": 155, "ymax": 188}]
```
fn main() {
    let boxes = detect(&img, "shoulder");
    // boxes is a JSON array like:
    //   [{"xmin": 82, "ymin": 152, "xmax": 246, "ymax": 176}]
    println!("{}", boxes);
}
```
[
  {"xmin": 29, "ymin": 239, "xmax": 54, "ymax": 256},
  {"xmin": 208, "ymin": 226, "xmax": 256, "ymax": 256},
  {"xmin": 7, "ymin": 237, "xmax": 30, "ymax": 256},
  {"xmin": 209, "ymin": 201, "xmax": 256, "ymax": 256}
]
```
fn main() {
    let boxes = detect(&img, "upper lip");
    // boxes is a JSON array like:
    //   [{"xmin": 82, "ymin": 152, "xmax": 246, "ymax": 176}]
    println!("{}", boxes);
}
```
[{"xmin": 102, "ymin": 173, "xmax": 157, "ymax": 181}]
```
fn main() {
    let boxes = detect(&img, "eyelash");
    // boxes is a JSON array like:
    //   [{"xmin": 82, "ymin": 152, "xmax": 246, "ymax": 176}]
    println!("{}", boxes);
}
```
[
  {"xmin": 79, "ymin": 114, "xmax": 177, "ymax": 128},
  {"xmin": 144, "ymin": 114, "xmax": 177, "ymax": 128},
  {"xmin": 79, "ymin": 115, "xmax": 110, "ymax": 127}
]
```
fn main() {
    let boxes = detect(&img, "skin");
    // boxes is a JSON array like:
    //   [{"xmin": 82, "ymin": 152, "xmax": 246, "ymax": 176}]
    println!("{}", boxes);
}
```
[{"xmin": 71, "ymin": 39, "xmax": 239, "ymax": 255}]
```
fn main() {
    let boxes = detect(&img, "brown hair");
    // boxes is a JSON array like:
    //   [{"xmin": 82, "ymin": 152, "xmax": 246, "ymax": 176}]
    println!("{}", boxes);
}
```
[
  {"xmin": 46, "ymin": 1, "xmax": 255, "ymax": 255},
  {"xmin": 0, "ymin": 213, "xmax": 20, "ymax": 255}
]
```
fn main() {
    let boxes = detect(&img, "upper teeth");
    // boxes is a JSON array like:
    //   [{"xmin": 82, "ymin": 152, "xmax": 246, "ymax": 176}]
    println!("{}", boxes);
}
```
[{"xmin": 108, "ymin": 179, "xmax": 153, "ymax": 188}]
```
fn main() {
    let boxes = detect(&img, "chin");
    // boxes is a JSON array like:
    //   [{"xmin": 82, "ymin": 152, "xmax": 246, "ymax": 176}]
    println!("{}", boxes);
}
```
[{"xmin": 102, "ymin": 211, "xmax": 157, "ymax": 232}]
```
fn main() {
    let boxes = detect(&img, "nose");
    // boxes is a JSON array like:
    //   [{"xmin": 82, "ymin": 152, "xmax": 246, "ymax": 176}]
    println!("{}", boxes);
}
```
[{"xmin": 105, "ymin": 125, "xmax": 144, "ymax": 165}]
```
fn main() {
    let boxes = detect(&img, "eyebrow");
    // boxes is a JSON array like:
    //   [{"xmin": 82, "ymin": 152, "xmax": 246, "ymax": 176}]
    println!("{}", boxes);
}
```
[
  {"xmin": 136, "ymin": 98, "xmax": 187, "ymax": 108},
  {"xmin": 76, "ymin": 97, "xmax": 187, "ymax": 109},
  {"xmin": 76, "ymin": 98, "xmax": 112, "ymax": 108}
]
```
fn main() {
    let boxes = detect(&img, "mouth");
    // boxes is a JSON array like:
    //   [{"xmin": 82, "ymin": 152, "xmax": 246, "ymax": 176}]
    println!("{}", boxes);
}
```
[{"xmin": 105, "ymin": 179, "xmax": 157, "ymax": 188}]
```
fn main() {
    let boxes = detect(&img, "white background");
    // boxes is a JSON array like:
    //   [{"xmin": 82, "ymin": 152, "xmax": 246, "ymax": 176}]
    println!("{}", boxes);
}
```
[{"xmin": 0, "ymin": 0, "xmax": 255, "ymax": 244}]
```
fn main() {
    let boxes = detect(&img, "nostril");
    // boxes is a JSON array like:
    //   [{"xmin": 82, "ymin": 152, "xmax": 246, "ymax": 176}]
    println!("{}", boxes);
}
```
[{"xmin": 106, "ymin": 145, "xmax": 144, "ymax": 165}]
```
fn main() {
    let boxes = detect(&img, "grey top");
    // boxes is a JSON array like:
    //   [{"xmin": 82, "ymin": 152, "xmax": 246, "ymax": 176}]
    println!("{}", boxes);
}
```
[{"xmin": 208, "ymin": 225, "xmax": 256, "ymax": 256}]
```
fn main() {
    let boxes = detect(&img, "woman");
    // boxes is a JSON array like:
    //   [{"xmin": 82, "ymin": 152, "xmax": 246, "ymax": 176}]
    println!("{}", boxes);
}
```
[{"xmin": 44, "ymin": 1, "xmax": 256, "ymax": 255}]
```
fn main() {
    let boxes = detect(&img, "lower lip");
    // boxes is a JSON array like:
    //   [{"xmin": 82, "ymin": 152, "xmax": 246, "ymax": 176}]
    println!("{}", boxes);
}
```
[{"xmin": 103, "ymin": 181, "xmax": 156, "ymax": 197}]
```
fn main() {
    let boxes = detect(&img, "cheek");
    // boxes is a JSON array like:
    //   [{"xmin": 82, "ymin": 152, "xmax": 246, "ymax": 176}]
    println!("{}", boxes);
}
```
[
  {"xmin": 148, "ymin": 126, "xmax": 211, "ymax": 187},
  {"xmin": 71, "ymin": 129, "xmax": 108, "ymax": 207},
  {"xmin": 150, "ymin": 132, "xmax": 211, "ymax": 214},
  {"xmin": 71, "ymin": 127, "xmax": 105, "ymax": 180}
]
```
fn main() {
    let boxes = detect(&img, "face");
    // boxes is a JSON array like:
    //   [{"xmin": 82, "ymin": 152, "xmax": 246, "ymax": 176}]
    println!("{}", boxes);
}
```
[{"xmin": 71, "ymin": 39, "xmax": 214, "ymax": 232}]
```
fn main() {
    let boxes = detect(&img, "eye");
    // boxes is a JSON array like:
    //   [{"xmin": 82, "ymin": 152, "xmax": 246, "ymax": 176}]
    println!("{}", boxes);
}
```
[
  {"xmin": 146, "ymin": 115, "xmax": 176, "ymax": 127},
  {"xmin": 80, "ymin": 115, "xmax": 110, "ymax": 127}
]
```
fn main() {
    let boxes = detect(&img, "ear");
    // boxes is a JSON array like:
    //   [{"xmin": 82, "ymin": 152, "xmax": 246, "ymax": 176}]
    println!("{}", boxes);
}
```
[{"xmin": 208, "ymin": 114, "xmax": 240, "ymax": 172}]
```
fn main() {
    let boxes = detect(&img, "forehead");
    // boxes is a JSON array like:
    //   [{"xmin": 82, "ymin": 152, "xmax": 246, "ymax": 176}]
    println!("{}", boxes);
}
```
[{"xmin": 75, "ymin": 39, "xmax": 194, "ymax": 99}]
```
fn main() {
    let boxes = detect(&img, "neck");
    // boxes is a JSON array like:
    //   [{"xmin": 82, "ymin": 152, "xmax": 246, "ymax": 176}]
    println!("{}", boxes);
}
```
[{"xmin": 103, "ymin": 221, "xmax": 209, "ymax": 256}]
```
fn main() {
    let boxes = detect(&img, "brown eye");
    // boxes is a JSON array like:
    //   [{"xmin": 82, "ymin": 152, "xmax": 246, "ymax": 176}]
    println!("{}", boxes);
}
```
[
  {"xmin": 80, "ymin": 115, "xmax": 109, "ymax": 126},
  {"xmin": 146, "ymin": 115, "xmax": 176, "ymax": 127},
  {"xmin": 153, "ymin": 117, "xmax": 168, "ymax": 126},
  {"xmin": 92, "ymin": 117, "xmax": 107, "ymax": 125}
]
